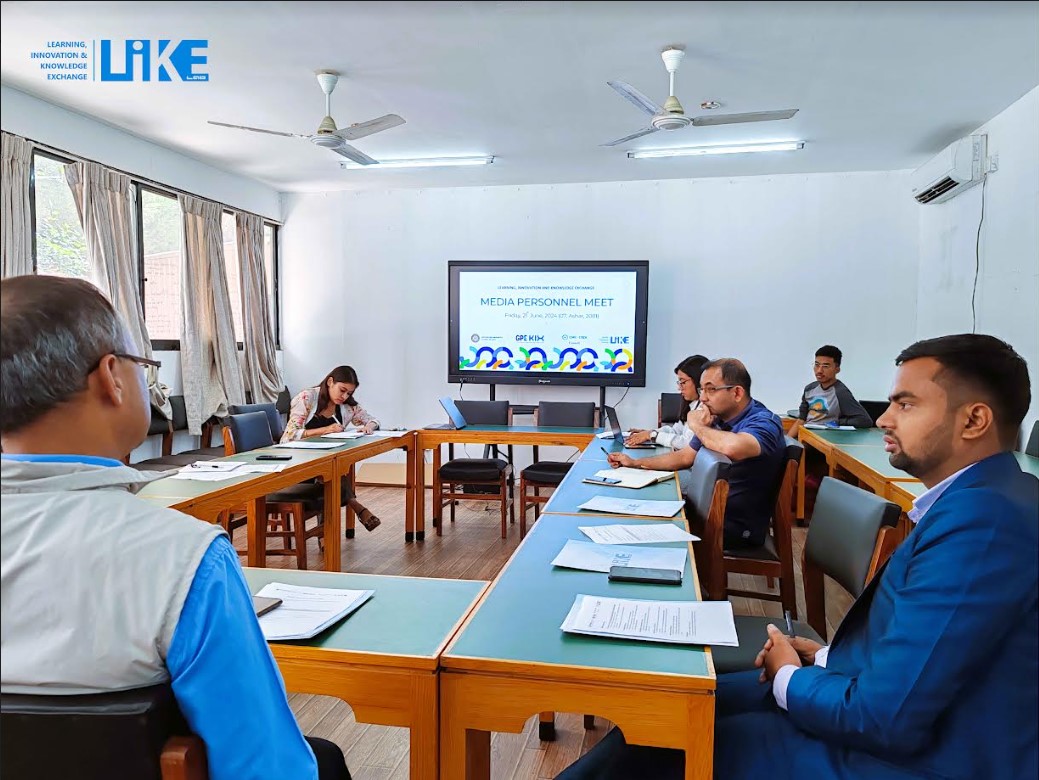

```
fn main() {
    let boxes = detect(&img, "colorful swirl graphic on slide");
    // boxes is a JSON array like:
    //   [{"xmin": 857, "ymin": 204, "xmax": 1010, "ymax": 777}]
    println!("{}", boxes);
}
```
[{"xmin": 460, "ymin": 345, "xmax": 633, "ymax": 372}]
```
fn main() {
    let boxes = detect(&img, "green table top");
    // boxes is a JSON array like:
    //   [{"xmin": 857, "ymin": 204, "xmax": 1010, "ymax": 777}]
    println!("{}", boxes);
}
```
[
  {"xmin": 243, "ymin": 568, "xmax": 485, "ymax": 657},
  {"xmin": 837, "ymin": 444, "xmax": 916, "ymax": 480},
  {"xmin": 805, "ymin": 428, "xmax": 885, "ymax": 447},
  {"xmin": 543, "ymin": 456, "xmax": 682, "ymax": 515},
  {"xmin": 582, "ymin": 438, "xmax": 674, "ymax": 462},
  {"xmin": 1014, "ymin": 451, "xmax": 1039, "ymax": 478},
  {"xmin": 893, "ymin": 481, "xmax": 927, "ymax": 498},
  {"xmin": 446, "ymin": 514, "xmax": 711, "ymax": 678},
  {"xmin": 427, "ymin": 424, "xmax": 600, "ymax": 435}
]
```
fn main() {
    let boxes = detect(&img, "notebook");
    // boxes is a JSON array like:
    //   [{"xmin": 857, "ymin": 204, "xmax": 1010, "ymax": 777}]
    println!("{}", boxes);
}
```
[{"xmin": 583, "ymin": 467, "xmax": 673, "ymax": 489}]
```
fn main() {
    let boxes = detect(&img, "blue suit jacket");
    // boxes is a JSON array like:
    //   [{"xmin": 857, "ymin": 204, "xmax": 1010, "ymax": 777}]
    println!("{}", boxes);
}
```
[{"xmin": 786, "ymin": 452, "xmax": 1038, "ymax": 779}]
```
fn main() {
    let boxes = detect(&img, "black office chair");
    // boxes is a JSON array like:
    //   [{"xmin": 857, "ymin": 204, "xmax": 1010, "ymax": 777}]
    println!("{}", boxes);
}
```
[
  {"xmin": 1, "ymin": 684, "xmax": 207, "ymax": 780},
  {"xmin": 658, "ymin": 392, "xmax": 684, "ymax": 426},
  {"xmin": 1025, "ymin": 420, "xmax": 1039, "ymax": 458},
  {"xmin": 711, "ymin": 477, "xmax": 902, "ymax": 673},
  {"xmin": 859, "ymin": 400, "xmax": 888, "ymax": 427},
  {"xmin": 276, "ymin": 386, "xmax": 292, "ymax": 427},
  {"xmin": 229, "ymin": 402, "xmax": 285, "ymax": 441},
  {"xmin": 519, "ymin": 402, "xmax": 597, "ymax": 537},
  {"xmin": 224, "ymin": 411, "xmax": 325, "ymax": 569},
  {"xmin": 435, "ymin": 400, "xmax": 515, "ymax": 538}
]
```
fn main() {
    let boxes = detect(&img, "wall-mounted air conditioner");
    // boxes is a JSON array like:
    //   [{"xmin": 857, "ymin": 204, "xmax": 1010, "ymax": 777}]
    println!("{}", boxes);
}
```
[{"xmin": 911, "ymin": 134, "xmax": 988, "ymax": 205}]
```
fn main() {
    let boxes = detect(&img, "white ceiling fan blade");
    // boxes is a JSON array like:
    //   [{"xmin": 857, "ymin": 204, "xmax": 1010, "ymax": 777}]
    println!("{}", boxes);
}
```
[
  {"xmin": 601, "ymin": 127, "xmax": 659, "ymax": 147},
  {"xmin": 690, "ymin": 109, "xmax": 798, "ymax": 127},
  {"xmin": 607, "ymin": 81, "xmax": 664, "ymax": 117},
  {"xmin": 334, "ymin": 114, "xmax": 406, "ymax": 141},
  {"xmin": 207, "ymin": 120, "xmax": 305, "ymax": 138},
  {"xmin": 331, "ymin": 143, "xmax": 378, "ymax": 166}
]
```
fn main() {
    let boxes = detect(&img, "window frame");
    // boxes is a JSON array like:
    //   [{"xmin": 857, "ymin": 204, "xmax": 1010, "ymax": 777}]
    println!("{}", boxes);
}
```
[{"xmin": 30, "ymin": 149, "xmax": 80, "ymax": 275}]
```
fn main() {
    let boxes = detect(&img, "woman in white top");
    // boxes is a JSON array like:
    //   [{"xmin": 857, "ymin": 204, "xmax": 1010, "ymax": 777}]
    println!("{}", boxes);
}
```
[{"xmin": 625, "ymin": 354, "xmax": 709, "ymax": 450}]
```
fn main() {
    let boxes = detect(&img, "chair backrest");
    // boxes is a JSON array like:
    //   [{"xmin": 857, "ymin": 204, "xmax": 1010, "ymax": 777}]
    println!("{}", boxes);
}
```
[
  {"xmin": 685, "ymin": 447, "xmax": 731, "ymax": 521},
  {"xmin": 805, "ymin": 477, "xmax": 901, "ymax": 598},
  {"xmin": 1, "ymin": 684, "xmax": 199, "ymax": 780},
  {"xmin": 228, "ymin": 402, "xmax": 284, "ymax": 441},
  {"xmin": 169, "ymin": 395, "xmax": 188, "ymax": 432},
  {"xmin": 658, "ymin": 392, "xmax": 684, "ymax": 426},
  {"xmin": 534, "ymin": 401, "xmax": 596, "ymax": 428},
  {"xmin": 771, "ymin": 436, "xmax": 805, "ymax": 513},
  {"xmin": 276, "ymin": 386, "xmax": 292, "ymax": 417},
  {"xmin": 147, "ymin": 405, "xmax": 172, "ymax": 437},
  {"xmin": 859, "ymin": 400, "xmax": 888, "ymax": 427},
  {"xmin": 455, "ymin": 400, "xmax": 510, "ymax": 425},
  {"xmin": 225, "ymin": 411, "xmax": 275, "ymax": 454},
  {"xmin": 1025, "ymin": 419, "xmax": 1039, "ymax": 457}
]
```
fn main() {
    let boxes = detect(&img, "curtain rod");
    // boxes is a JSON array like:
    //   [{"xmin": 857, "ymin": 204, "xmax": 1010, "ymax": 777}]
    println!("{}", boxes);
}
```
[{"xmin": 12, "ymin": 131, "xmax": 283, "ymax": 226}]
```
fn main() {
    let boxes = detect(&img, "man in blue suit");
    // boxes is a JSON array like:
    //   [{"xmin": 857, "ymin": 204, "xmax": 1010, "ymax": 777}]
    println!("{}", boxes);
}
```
[{"xmin": 558, "ymin": 334, "xmax": 1038, "ymax": 779}]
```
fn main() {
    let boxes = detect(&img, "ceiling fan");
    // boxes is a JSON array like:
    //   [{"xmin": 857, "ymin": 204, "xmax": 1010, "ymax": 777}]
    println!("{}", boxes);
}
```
[
  {"xmin": 208, "ymin": 70, "xmax": 405, "ymax": 165},
  {"xmin": 603, "ymin": 48, "xmax": 798, "ymax": 147}
]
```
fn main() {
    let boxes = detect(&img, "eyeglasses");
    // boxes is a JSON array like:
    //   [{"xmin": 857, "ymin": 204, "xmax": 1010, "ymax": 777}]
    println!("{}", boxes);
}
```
[
  {"xmin": 89, "ymin": 352, "xmax": 162, "ymax": 374},
  {"xmin": 699, "ymin": 384, "xmax": 736, "ymax": 396},
  {"xmin": 813, "ymin": 362, "xmax": 836, "ymax": 370},
  {"xmin": 676, "ymin": 378, "xmax": 693, "ymax": 388}
]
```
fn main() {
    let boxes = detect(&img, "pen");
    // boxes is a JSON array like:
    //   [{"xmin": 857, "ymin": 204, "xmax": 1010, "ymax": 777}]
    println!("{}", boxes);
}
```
[
  {"xmin": 784, "ymin": 609, "xmax": 796, "ymax": 638},
  {"xmin": 600, "ymin": 444, "xmax": 612, "ymax": 457}
]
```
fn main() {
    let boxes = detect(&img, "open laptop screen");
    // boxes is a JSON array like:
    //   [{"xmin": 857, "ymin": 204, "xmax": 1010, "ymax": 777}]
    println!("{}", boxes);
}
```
[
  {"xmin": 603, "ymin": 406, "xmax": 623, "ymax": 440},
  {"xmin": 438, "ymin": 397, "xmax": 468, "ymax": 429}
]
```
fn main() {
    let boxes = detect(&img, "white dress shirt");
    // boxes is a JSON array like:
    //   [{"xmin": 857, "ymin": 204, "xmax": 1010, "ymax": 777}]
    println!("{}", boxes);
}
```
[{"xmin": 771, "ymin": 463, "xmax": 975, "ymax": 710}]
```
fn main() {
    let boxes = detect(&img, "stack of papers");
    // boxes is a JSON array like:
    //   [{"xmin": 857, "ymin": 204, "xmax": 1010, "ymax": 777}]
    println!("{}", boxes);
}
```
[
  {"xmin": 583, "ymin": 467, "xmax": 673, "ymax": 489},
  {"xmin": 551, "ymin": 539, "xmax": 687, "ymax": 574},
  {"xmin": 171, "ymin": 463, "xmax": 286, "ymax": 481},
  {"xmin": 805, "ymin": 423, "xmax": 855, "ymax": 431},
  {"xmin": 273, "ymin": 441, "xmax": 342, "ymax": 450},
  {"xmin": 577, "ymin": 496, "xmax": 684, "ymax": 518},
  {"xmin": 321, "ymin": 430, "xmax": 366, "ymax": 439},
  {"xmin": 579, "ymin": 524, "xmax": 699, "ymax": 544},
  {"xmin": 561, "ymin": 594, "xmax": 738, "ymax": 646},
  {"xmin": 254, "ymin": 582, "xmax": 374, "ymax": 641}
]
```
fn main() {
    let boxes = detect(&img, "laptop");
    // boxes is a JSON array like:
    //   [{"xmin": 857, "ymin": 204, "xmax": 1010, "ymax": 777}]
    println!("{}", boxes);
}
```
[
  {"xmin": 604, "ymin": 405, "xmax": 658, "ymax": 449},
  {"xmin": 424, "ymin": 396, "xmax": 468, "ymax": 430}
]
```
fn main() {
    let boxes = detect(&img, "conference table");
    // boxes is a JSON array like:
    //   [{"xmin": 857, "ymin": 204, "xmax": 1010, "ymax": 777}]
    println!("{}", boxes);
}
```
[
  {"xmin": 244, "ymin": 567, "xmax": 486, "ymax": 780},
  {"xmin": 138, "ymin": 432, "xmax": 416, "ymax": 570},
  {"xmin": 541, "ymin": 454, "xmax": 685, "ymax": 516},
  {"xmin": 439, "ymin": 511, "xmax": 716, "ymax": 780}
]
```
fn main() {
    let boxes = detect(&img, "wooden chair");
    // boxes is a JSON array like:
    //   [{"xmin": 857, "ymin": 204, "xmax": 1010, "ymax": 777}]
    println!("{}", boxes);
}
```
[
  {"xmin": 224, "ymin": 411, "xmax": 325, "ymax": 569},
  {"xmin": 721, "ymin": 437, "xmax": 804, "ymax": 618},
  {"xmin": 434, "ymin": 400, "xmax": 515, "ymax": 538},
  {"xmin": 681, "ymin": 446, "xmax": 732, "ymax": 598},
  {"xmin": 1, "ymin": 684, "xmax": 208, "ymax": 780},
  {"xmin": 518, "ymin": 402, "xmax": 597, "ymax": 537},
  {"xmin": 658, "ymin": 392, "xmax": 684, "ymax": 427},
  {"xmin": 711, "ymin": 477, "xmax": 902, "ymax": 673}
]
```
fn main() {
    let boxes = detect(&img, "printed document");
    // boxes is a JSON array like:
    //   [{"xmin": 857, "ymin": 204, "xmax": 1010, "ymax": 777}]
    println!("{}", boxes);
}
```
[
  {"xmin": 561, "ymin": 594, "xmax": 738, "ymax": 646},
  {"xmin": 584, "ymin": 467, "xmax": 672, "ymax": 489},
  {"xmin": 321, "ymin": 430, "xmax": 366, "ymax": 439},
  {"xmin": 551, "ymin": 539, "xmax": 687, "ymax": 574},
  {"xmin": 171, "ymin": 463, "xmax": 286, "ymax": 481},
  {"xmin": 273, "ymin": 441, "xmax": 342, "ymax": 450},
  {"xmin": 577, "ymin": 496, "xmax": 684, "ymax": 518},
  {"xmin": 254, "ymin": 582, "xmax": 374, "ymax": 641},
  {"xmin": 579, "ymin": 523, "xmax": 699, "ymax": 544}
]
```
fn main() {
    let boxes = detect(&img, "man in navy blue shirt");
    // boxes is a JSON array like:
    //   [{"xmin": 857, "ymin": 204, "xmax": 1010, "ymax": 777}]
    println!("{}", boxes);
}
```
[{"xmin": 607, "ymin": 358, "xmax": 786, "ymax": 547}]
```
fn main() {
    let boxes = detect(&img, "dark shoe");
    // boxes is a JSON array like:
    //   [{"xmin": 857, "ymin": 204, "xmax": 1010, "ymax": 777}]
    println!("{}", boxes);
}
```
[{"xmin": 358, "ymin": 508, "xmax": 381, "ymax": 532}]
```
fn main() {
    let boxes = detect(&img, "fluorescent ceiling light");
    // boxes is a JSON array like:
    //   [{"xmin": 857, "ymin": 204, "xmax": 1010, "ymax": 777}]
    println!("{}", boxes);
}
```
[
  {"xmin": 628, "ymin": 142, "xmax": 804, "ymax": 159},
  {"xmin": 341, "ymin": 155, "xmax": 494, "ymax": 170}
]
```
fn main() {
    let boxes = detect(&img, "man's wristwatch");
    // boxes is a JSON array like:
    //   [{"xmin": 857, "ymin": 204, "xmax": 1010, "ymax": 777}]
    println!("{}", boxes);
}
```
[{"xmin": 649, "ymin": 430, "xmax": 658, "ymax": 442}]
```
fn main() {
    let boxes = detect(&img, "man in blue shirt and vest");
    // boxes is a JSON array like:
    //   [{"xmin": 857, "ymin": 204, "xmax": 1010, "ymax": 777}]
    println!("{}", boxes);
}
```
[
  {"xmin": 608, "ymin": 357, "xmax": 787, "ymax": 548},
  {"xmin": 565, "ymin": 334, "xmax": 1038, "ymax": 779},
  {"xmin": 0, "ymin": 275, "xmax": 351, "ymax": 780}
]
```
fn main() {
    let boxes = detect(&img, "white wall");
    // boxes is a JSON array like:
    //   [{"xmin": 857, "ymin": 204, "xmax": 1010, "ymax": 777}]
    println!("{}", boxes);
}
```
[
  {"xmin": 1, "ymin": 85, "xmax": 282, "ymax": 220},
  {"xmin": 917, "ymin": 85, "xmax": 1039, "ymax": 439},
  {"xmin": 281, "ymin": 172, "xmax": 919, "ymax": 464}
]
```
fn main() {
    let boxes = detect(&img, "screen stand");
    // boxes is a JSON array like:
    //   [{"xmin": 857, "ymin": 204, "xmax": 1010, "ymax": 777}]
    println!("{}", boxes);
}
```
[
  {"xmin": 489, "ymin": 384, "xmax": 496, "ymax": 401},
  {"xmin": 599, "ymin": 385, "xmax": 607, "ymax": 420}
]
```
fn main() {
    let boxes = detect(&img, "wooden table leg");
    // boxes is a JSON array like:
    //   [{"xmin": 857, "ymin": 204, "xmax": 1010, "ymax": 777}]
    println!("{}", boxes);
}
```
[
  {"xmin": 415, "ymin": 440, "xmax": 426, "ymax": 536},
  {"xmin": 796, "ymin": 448, "xmax": 807, "ymax": 522},
  {"xmin": 344, "ymin": 465, "xmax": 356, "ymax": 539},
  {"xmin": 247, "ymin": 495, "xmax": 266, "ymax": 568},
  {"xmin": 405, "ymin": 436, "xmax": 418, "ymax": 542},
  {"xmin": 323, "ymin": 468, "xmax": 341, "ymax": 572},
  {"xmin": 409, "ymin": 673, "xmax": 439, "ymax": 780}
]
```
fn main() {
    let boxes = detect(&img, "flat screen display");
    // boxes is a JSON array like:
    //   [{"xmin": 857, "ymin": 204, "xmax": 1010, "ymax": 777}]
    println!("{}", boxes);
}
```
[{"xmin": 448, "ymin": 261, "xmax": 649, "ymax": 387}]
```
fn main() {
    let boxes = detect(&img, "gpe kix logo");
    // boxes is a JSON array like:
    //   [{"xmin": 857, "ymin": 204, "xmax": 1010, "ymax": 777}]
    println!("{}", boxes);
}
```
[
  {"xmin": 515, "ymin": 335, "xmax": 545, "ymax": 343},
  {"xmin": 100, "ymin": 39, "xmax": 209, "ymax": 82}
]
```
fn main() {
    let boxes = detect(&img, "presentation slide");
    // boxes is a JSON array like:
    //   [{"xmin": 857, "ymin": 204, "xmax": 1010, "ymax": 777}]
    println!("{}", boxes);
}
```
[{"xmin": 457, "ymin": 270, "xmax": 638, "ymax": 375}]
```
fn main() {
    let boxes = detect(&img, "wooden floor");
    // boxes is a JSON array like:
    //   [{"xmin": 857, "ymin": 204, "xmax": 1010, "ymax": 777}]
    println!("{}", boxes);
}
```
[{"xmin": 237, "ymin": 485, "xmax": 855, "ymax": 779}]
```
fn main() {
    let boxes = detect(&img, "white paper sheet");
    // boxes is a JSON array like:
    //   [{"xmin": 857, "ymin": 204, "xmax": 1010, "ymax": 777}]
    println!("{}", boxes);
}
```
[
  {"xmin": 577, "ymin": 496, "xmax": 685, "ymax": 518},
  {"xmin": 551, "ymin": 539, "xmax": 686, "ymax": 574},
  {"xmin": 804, "ymin": 423, "xmax": 855, "ymax": 431},
  {"xmin": 585, "ymin": 467, "xmax": 672, "ymax": 489},
  {"xmin": 182, "ymin": 461, "xmax": 242, "ymax": 472},
  {"xmin": 367, "ymin": 430, "xmax": 408, "ymax": 438},
  {"xmin": 170, "ymin": 463, "xmax": 286, "ymax": 481},
  {"xmin": 579, "ymin": 523, "xmax": 699, "ymax": 544},
  {"xmin": 321, "ymin": 431, "xmax": 366, "ymax": 439},
  {"xmin": 560, "ymin": 594, "xmax": 738, "ymax": 646},
  {"xmin": 254, "ymin": 582, "xmax": 374, "ymax": 641},
  {"xmin": 273, "ymin": 441, "xmax": 342, "ymax": 450}
]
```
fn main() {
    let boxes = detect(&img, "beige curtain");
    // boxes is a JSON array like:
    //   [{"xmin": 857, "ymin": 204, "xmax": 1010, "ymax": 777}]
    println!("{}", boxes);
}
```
[
  {"xmin": 1, "ymin": 132, "xmax": 33, "ymax": 279},
  {"xmin": 179, "ymin": 194, "xmax": 245, "ymax": 434},
  {"xmin": 236, "ymin": 212, "xmax": 282, "ymax": 403},
  {"xmin": 65, "ymin": 162, "xmax": 170, "ymax": 415}
]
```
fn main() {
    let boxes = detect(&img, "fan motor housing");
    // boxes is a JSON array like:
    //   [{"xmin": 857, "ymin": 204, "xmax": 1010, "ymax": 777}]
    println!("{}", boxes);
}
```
[
  {"xmin": 652, "ymin": 114, "xmax": 692, "ymax": 131},
  {"xmin": 310, "ymin": 135, "xmax": 341, "ymax": 148}
]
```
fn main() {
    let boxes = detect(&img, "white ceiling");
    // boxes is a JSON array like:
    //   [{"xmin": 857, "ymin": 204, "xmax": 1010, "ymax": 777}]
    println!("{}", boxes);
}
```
[{"xmin": 2, "ymin": 1, "xmax": 1037, "ymax": 193}]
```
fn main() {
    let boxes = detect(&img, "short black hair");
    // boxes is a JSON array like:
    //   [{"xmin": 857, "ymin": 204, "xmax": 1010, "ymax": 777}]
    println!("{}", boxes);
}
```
[
  {"xmin": 816, "ymin": 345, "xmax": 843, "ymax": 366},
  {"xmin": 702, "ymin": 358, "xmax": 752, "ymax": 395},
  {"xmin": 674, "ymin": 354, "xmax": 709, "ymax": 419},
  {"xmin": 896, "ymin": 334, "xmax": 1031, "ymax": 447}
]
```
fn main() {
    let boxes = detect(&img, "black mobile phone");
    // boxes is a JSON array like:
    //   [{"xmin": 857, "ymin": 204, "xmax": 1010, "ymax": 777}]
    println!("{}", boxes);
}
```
[
  {"xmin": 608, "ymin": 566, "xmax": 682, "ymax": 585},
  {"xmin": 256, "ymin": 454, "xmax": 292, "ymax": 461},
  {"xmin": 591, "ymin": 475, "xmax": 621, "ymax": 485}
]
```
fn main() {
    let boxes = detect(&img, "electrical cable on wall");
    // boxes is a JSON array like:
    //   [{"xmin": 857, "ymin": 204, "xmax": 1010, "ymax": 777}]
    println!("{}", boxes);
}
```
[{"xmin": 971, "ymin": 176, "xmax": 988, "ymax": 333}]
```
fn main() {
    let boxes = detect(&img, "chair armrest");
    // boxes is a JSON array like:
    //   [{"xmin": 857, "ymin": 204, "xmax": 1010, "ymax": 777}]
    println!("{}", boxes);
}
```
[{"xmin": 160, "ymin": 735, "xmax": 208, "ymax": 780}]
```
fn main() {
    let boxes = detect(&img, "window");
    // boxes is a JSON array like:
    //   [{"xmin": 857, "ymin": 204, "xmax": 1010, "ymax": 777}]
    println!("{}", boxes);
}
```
[
  {"xmin": 221, "ymin": 212, "xmax": 244, "ymax": 343},
  {"xmin": 140, "ymin": 188, "xmax": 183, "ymax": 346},
  {"xmin": 32, "ymin": 153, "xmax": 89, "ymax": 281}
]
